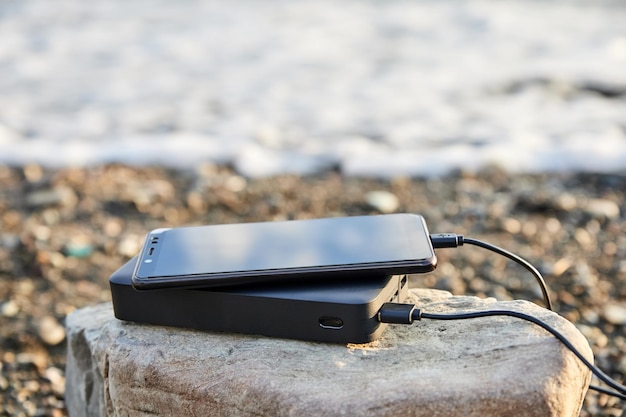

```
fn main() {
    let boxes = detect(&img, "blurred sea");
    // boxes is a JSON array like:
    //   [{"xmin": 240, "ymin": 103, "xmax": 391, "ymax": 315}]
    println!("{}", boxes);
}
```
[{"xmin": 1, "ymin": 0, "xmax": 625, "ymax": 178}]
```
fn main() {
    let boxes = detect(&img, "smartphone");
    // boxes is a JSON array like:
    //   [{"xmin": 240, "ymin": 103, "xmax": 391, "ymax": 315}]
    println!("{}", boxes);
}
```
[{"xmin": 131, "ymin": 213, "xmax": 436, "ymax": 290}]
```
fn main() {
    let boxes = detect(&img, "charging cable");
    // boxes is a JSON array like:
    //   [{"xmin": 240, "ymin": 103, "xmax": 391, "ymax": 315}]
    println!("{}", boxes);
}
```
[
  {"xmin": 429, "ymin": 233, "xmax": 553, "ymax": 311},
  {"xmin": 378, "ymin": 302, "xmax": 626, "ymax": 401},
  {"xmin": 388, "ymin": 233, "xmax": 625, "ymax": 401}
]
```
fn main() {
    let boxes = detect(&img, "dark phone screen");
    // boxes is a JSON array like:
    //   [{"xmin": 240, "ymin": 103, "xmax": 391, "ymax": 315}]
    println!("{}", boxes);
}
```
[{"xmin": 136, "ymin": 214, "xmax": 434, "ymax": 279}]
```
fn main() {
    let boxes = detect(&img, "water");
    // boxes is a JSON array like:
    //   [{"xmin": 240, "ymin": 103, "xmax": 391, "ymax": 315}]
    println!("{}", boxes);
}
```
[{"xmin": 1, "ymin": 0, "xmax": 625, "ymax": 177}]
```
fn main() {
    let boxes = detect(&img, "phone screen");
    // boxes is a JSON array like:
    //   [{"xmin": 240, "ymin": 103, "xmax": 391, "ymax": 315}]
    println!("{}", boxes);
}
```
[{"xmin": 134, "ymin": 214, "xmax": 435, "ymax": 287}]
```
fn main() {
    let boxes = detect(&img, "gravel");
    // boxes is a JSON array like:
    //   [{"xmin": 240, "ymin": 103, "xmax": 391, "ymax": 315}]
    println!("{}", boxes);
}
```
[{"xmin": 0, "ymin": 164, "xmax": 625, "ymax": 416}]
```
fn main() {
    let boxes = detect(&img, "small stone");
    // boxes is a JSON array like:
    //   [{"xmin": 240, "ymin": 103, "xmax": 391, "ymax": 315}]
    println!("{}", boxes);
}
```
[
  {"xmin": 118, "ymin": 234, "xmax": 143, "ymax": 258},
  {"xmin": 64, "ymin": 242, "xmax": 94, "ymax": 258},
  {"xmin": 574, "ymin": 228, "xmax": 594, "ymax": 248},
  {"xmin": 1, "ymin": 300, "xmax": 19, "ymax": 317},
  {"xmin": 186, "ymin": 191, "xmax": 206, "ymax": 213},
  {"xmin": 580, "ymin": 308, "xmax": 600, "ymax": 326},
  {"xmin": 104, "ymin": 219, "xmax": 123, "ymax": 238},
  {"xmin": 0, "ymin": 233, "xmax": 20, "ymax": 249},
  {"xmin": 555, "ymin": 193, "xmax": 578, "ymax": 212},
  {"xmin": 365, "ymin": 191, "xmax": 399, "ymax": 213},
  {"xmin": 550, "ymin": 258, "xmax": 572, "ymax": 277},
  {"xmin": 0, "ymin": 375, "xmax": 8, "ymax": 391},
  {"xmin": 576, "ymin": 324, "xmax": 609, "ymax": 348},
  {"xmin": 545, "ymin": 217, "xmax": 562, "ymax": 234},
  {"xmin": 584, "ymin": 199, "xmax": 620, "ymax": 219},
  {"xmin": 23, "ymin": 164, "xmax": 44, "ymax": 183},
  {"xmin": 501, "ymin": 217, "xmax": 521, "ymax": 234},
  {"xmin": 38, "ymin": 316, "xmax": 66, "ymax": 346},
  {"xmin": 223, "ymin": 175, "xmax": 247, "ymax": 192},
  {"xmin": 130, "ymin": 180, "xmax": 175, "ymax": 206},
  {"xmin": 44, "ymin": 367, "xmax": 66, "ymax": 397},
  {"xmin": 25, "ymin": 186, "xmax": 78, "ymax": 208},
  {"xmin": 16, "ymin": 352, "xmax": 48, "ymax": 371},
  {"xmin": 574, "ymin": 262, "xmax": 598, "ymax": 288},
  {"xmin": 602, "ymin": 304, "xmax": 626, "ymax": 325}
]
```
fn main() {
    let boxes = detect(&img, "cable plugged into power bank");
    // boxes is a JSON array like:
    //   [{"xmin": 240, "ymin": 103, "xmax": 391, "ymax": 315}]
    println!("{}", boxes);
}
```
[{"xmin": 387, "ymin": 233, "xmax": 626, "ymax": 402}]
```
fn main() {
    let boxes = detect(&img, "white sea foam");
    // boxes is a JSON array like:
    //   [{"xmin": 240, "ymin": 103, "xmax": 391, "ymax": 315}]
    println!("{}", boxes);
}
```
[{"xmin": 1, "ymin": 0, "xmax": 625, "ymax": 177}]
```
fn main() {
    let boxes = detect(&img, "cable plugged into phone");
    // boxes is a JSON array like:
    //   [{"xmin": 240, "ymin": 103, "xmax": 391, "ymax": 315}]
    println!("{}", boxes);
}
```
[
  {"xmin": 429, "ymin": 233, "xmax": 553, "ymax": 311},
  {"xmin": 377, "ymin": 302, "xmax": 626, "ymax": 401},
  {"xmin": 413, "ymin": 232, "xmax": 625, "ymax": 402}
]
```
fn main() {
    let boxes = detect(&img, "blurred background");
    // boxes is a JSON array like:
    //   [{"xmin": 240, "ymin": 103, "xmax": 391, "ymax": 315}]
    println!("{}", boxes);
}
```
[
  {"xmin": 1, "ymin": 0, "xmax": 625, "ymax": 416},
  {"xmin": 1, "ymin": 0, "xmax": 625, "ymax": 177}
]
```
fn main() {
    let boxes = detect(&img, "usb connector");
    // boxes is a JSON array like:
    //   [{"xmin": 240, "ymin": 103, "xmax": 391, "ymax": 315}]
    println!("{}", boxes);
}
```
[
  {"xmin": 377, "ymin": 302, "xmax": 420, "ymax": 324},
  {"xmin": 429, "ymin": 233, "xmax": 464, "ymax": 248},
  {"xmin": 429, "ymin": 233, "xmax": 552, "ymax": 311}
]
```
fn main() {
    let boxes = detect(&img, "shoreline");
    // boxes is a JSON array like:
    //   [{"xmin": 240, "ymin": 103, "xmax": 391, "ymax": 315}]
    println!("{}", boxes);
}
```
[{"xmin": 0, "ymin": 163, "xmax": 624, "ymax": 415}]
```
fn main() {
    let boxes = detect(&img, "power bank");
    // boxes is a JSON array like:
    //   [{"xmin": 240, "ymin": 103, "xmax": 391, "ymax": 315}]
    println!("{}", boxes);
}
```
[{"xmin": 110, "ymin": 257, "xmax": 409, "ymax": 343}]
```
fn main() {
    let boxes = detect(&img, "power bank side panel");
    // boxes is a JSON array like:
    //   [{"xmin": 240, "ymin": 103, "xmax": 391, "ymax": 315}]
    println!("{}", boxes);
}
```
[
  {"xmin": 110, "ymin": 259, "xmax": 408, "ymax": 343},
  {"xmin": 111, "ymin": 280, "xmax": 386, "ymax": 344}
]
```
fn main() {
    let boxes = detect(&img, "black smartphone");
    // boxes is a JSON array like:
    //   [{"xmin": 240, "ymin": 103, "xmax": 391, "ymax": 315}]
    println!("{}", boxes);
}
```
[{"xmin": 131, "ymin": 213, "xmax": 436, "ymax": 290}]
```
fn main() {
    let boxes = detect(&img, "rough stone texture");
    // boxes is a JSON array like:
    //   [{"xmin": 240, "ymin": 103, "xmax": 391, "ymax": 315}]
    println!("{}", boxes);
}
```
[{"xmin": 65, "ymin": 289, "xmax": 593, "ymax": 417}]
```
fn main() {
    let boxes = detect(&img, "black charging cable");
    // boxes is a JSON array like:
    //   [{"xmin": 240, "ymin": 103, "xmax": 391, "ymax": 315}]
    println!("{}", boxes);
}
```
[
  {"xmin": 388, "ymin": 233, "xmax": 625, "ymax": 401},
  {"xmin": 378, "ymin": 302, "xmax": 626, "ymax": 401},
  {"xmin": 429, "ymin": 233, "xmax": 553, "ymax": 311}
]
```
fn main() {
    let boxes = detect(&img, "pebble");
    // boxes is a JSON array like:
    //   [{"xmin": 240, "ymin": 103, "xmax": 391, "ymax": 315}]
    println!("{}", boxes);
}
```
[
  {"xmin": 16, "ymin": 352, "xmax": 48, "ymax": 371},
  {"xmin": 576, "ymin": 324, "xmax": 609, "ymax": 349},
  {"xmin": 224, "ymin": 175, "xmax": 247, "ymax": 192},
  {"xmin": 23, "ymin": 164, "xmax": 44, "ymax": 183},
  {"xmin": 602, "ymin": 304, "xmax": 626, "ymax": 326},
  {"xmin": 555, "ymin": 193, "xmax": 578, "ymax": 212},
  {"xmin": 584, "ymin": 198, "xmax": 621, "ymax": 220},
  {"xmin": 574, "ymin": 262, "xmax": 598, "ymax": 288},
  {"xmin": 63, "ymin": 242, "xmax": 94, "ymax": 258},
  {"xmin": 0, "ymin": 233, "xmax": 20, "ymax": 249},
  {"xmin": 365, "ymin": 191, "xmax": 400, "ymax": 213},
  {"xmin": 550, "ymin": 258, "xmax": 572, "ymax": 277},
  {"xmin": 25, "ymin": 187, "xmax": 78, "ymax": 209},
  {"xmin": 1, "ymin": 300, "xmax": 19, "ymax": 317},
  {"xmin": 44, "ymin": 367, "xmax": 66, "ymax": 397},
  {"xmin": 501, "ymin": 217, "xmax": 522, "ymax": 234},
  {"xmin": 104, "ymin": 218, "xmax": 124, "ymax": 238},
  {"xmin": 118, "ymin": 234, "xmax": 144, "ymax": 258},
  {"xmin": 38, "ymin": 316, "xmax": 66, "ymax": 346},
  {"xmin": 574, "ymin": 228, "xmax": 594, "ymax": 248}
]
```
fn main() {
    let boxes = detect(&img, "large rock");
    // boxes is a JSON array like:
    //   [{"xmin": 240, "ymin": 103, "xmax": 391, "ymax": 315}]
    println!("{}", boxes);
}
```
[{"xmin": 65, "ymin": 289, "xmax": 592, "ymax": 417}]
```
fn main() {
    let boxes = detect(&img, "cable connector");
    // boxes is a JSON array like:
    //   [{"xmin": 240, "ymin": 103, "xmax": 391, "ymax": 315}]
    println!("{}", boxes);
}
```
[
  {"xmin": 378, "ymin": 303, "xmax": 421, "ymax": 324},
  {"xmin": 429, "ymin": 232, "xmax": 553, "ymax": 311},
  {"xmin": 430, "ymin": 233, "xmax": 464, "ymax": 248}
]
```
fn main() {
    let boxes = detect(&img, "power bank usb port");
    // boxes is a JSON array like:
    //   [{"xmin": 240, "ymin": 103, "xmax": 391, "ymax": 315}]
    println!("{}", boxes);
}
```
[{"xmin": 319, "ymin": 317, "xmax": 344, "ymax": 330}]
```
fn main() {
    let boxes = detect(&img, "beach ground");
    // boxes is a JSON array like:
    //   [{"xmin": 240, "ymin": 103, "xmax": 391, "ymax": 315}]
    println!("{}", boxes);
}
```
[{"xmin": 0, "ymin": 164, "xmax": 624, "ymax": 416}]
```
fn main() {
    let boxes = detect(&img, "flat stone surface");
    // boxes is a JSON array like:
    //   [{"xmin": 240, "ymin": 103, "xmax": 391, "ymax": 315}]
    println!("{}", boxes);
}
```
[{"xmin": 65, "ymin": 289, "xmax": 592, "ymax": 417}]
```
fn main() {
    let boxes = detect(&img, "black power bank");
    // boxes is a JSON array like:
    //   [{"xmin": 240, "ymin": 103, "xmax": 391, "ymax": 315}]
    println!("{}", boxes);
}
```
[{"xmin": 110, "ymin": 257, "xmax": 409, "ymax": 343}]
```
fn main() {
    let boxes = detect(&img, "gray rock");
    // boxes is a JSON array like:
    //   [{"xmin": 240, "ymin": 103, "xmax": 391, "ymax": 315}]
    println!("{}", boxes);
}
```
[{"xmin": 65, "ymin": 289, "xmax": 592, "ymax": 417}]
